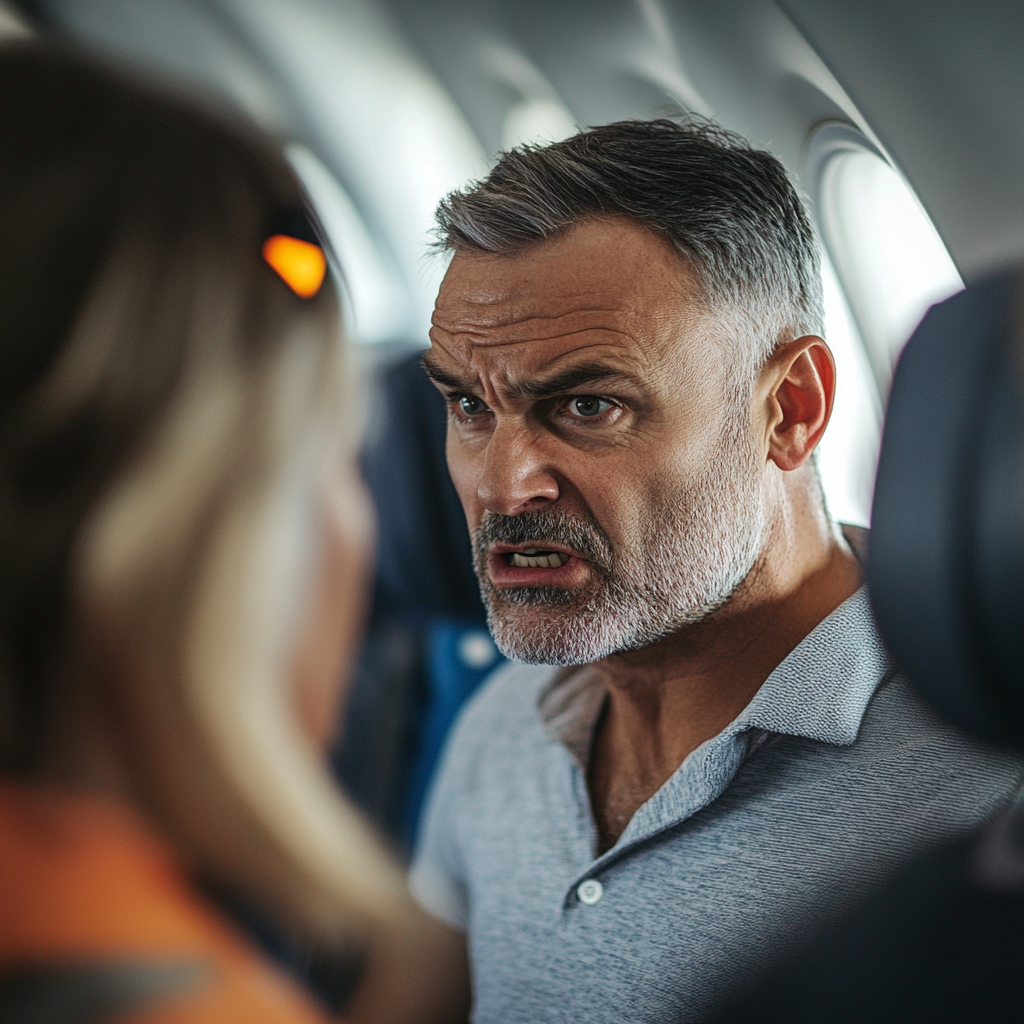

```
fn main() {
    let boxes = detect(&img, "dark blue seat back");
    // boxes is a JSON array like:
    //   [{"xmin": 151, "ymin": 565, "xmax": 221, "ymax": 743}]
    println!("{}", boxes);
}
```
[{"xmin": 869, "ymin": 271, "xmax": 1024, "ymax": 746}]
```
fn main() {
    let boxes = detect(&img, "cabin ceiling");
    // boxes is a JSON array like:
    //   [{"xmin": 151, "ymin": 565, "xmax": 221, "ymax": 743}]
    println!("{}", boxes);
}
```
[{"xmin": 11, "ymin": 0, "xmax": 1024, "ymax": 291}]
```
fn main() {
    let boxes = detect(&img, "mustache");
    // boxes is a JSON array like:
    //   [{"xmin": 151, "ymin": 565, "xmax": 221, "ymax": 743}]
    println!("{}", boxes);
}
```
[{"xmin": 473, "ymin": 509, "xmax": 614, "ymax": 572}]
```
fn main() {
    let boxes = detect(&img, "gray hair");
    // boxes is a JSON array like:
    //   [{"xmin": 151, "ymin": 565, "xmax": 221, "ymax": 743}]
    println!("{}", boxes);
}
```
[{"xmin": 434, "ymin": 119, "xmax": 824, "ymax": 399}]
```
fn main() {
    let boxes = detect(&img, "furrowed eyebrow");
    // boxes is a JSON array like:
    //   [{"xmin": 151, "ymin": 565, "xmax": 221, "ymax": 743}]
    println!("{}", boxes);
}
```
[
  {"xmin": 420, "ymin": 354, "xmax": 642, "ymax": 402},
  {"xmin": 509, "ymin": 364, "xmax": 640, "ymax": 402},
  {"xmin": 421, "ymin": 354, "xmax": 475, "ymax": 393}
]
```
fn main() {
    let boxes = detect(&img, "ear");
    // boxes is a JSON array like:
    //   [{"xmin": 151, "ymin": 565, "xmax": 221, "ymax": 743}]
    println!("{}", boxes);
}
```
[{"xmin": 764, "ymin": 336, "xmax": 836, "ymax": 472}]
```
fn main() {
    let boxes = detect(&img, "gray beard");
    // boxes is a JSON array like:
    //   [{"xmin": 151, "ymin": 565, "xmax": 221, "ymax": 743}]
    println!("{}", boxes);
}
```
[{"xmin": 473, "ymin": 429, "xmax": 767, "ymax": 666}]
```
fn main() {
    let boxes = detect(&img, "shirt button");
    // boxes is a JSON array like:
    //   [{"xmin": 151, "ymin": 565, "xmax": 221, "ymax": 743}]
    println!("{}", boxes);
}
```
[{"xmin": 577, "ymin": 879, "xmax": 603, "ymax": 905}]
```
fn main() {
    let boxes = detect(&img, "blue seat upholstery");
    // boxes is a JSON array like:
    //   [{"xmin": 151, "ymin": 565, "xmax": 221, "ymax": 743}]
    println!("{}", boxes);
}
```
[{"xmin": 334, "ymin": 352, "xmax": 507, "ymax": 850}]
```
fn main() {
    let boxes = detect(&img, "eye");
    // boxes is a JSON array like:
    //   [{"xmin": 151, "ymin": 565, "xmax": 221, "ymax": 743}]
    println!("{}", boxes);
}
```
[
  {"xmin": 567, "ymin": 396, "xmax": 614, "ymax": 419},
  {"xmin": 457, "ymin": 395, "xmax": 488, "ymax": 416}
]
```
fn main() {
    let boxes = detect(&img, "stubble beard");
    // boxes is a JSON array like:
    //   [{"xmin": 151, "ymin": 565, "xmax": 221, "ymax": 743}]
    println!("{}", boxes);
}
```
[{"xmin": 473, "ymin": 425, "xmax": 767, "ymax": 666}]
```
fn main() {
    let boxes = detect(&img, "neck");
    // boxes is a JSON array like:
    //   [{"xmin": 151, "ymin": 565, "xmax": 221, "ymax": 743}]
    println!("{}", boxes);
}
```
[{"xmin": 586, "ymin": 475, "xmax": 863, "ymax": 851}]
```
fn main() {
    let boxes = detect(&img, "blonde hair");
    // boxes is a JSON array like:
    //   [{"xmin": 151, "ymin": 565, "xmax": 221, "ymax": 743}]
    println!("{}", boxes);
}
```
[{"xmin": 0, "ymin": 44, "xmax": 407, "ymax": 943}]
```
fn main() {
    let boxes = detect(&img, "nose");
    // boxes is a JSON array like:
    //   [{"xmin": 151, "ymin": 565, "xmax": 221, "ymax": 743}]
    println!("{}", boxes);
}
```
[{"xmin": 477, "ymin": 421, "xmax": 560, "ymax": 515}]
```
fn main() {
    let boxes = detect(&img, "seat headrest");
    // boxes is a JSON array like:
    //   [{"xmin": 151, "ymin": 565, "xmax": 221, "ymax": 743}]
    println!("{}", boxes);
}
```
[
  {"xmin": 869, "ymin": 270, "xmax": 1024, "ymax": 747},
  {"xmin": 363, "ymin": 352, "xmax": 484, "ymax": 621}
]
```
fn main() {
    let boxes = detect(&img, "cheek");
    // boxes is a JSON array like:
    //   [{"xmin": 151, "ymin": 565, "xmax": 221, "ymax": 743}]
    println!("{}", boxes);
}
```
[
  {"xmin": 291, "ymin": 473, "xmax": 375, "ymax": 752},
  {"xmin": 569, "ymin": 423, "xmax": 720, "ymax": 542},
  {"xmin": 446, "ymin": 429, "xmax": 483, "ymax": 522}
]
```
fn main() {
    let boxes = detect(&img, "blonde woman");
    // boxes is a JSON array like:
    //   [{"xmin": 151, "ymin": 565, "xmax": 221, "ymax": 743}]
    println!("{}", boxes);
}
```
[{"xmin": 0, "ymin": 44, "xmax": 465, "ymax": 1023}]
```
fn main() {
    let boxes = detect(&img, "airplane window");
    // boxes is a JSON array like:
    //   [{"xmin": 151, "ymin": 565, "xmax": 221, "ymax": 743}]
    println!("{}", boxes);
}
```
[
  {"xmin": 217, "ymin": 0, "xmax": 487, "ymax": 341},
  {"xmin": 501, "ymin": 98, "xmax": 577, "ymax": 151},
  {"xmin": 482, "ymin": 41, "xmax": 578, "ymax": 152},
  {"xmin": 287, "ymin": 144, "xmax": 411, "ymax": 345},
  {"xmin": 819, "ymin": 146, "xmax": 964, "ymax": 392},
  {"xmin": 816, "ymin": 250, "xmax": 882, "ymax": 526}
]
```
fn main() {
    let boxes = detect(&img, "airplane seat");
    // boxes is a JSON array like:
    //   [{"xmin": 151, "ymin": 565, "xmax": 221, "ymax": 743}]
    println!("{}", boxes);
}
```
[
  {"xmin": 870, "ymin": 270, "xmax": 1024, "ymax": 748},
  {"xmin": 332, "ymin": 351, "xmax": 506, "ymax": 852},
  {"xmin": 712, "ymin": 269, "xmax": 1024, "ymax": 1023}
]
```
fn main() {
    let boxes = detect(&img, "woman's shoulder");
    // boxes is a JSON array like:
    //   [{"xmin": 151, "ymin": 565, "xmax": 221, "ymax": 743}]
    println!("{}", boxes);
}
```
[{"xmin": 0, "ymin": 781, "xmax": 329, "ymax": 1023}]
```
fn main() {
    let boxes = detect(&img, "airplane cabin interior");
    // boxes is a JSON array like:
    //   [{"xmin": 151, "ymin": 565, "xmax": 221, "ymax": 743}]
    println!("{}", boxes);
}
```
[{"xmin": 0, "ymin": 1, "xmax": 1022, "ymax": 1021}]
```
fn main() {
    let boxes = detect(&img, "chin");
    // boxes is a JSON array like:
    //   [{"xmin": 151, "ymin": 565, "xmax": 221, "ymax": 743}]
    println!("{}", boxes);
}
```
[{"xmin": 486, "ymin": 602, "xmax": 627, "ymax": 667}]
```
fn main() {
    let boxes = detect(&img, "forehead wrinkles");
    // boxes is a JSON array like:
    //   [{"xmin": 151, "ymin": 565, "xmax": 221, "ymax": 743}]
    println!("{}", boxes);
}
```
[
  {"xmin": 500, "ymin": 338, "xmax": 642, "ymax": 383},
  {"xmin": 431, "ymin": 300, "xmax": 635, "ymax": 348},
  {"xmin": 435, "ymin": 332, "xmax": 647, "ymax": 392}
]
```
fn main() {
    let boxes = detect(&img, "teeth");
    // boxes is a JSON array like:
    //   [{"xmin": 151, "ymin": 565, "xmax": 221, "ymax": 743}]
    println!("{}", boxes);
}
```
[{"xmin": 509, "ymin": 551, "xmax": 570, "ymax": 568}]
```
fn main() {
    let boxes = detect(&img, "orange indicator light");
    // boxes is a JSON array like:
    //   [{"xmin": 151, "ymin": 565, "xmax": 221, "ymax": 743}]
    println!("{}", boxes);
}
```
[{"xmin": 262, "ymin": 234, "xmax": 327, "ymax": 298}]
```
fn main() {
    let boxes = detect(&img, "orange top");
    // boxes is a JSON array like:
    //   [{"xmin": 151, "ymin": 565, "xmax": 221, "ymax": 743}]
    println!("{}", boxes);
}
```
[{"xmin": 0, "ymin": 780, "xmax": 332, "ymax": 1023}]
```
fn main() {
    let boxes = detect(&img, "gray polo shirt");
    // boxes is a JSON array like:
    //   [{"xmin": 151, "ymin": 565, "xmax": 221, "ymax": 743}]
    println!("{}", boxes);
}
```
[{"xmin": 410, "ymin": 588, "xmax": 1022, "ymax": 1023}]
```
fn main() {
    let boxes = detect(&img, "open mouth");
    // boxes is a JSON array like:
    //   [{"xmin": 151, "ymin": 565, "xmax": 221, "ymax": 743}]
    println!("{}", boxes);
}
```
[
  {"xmin": 486, "ymin": 542, "xmax": 589, "ymax": 590},
  {"xmin": 506, "ymin": 548, "xmax": 571, "ymax": 569}
]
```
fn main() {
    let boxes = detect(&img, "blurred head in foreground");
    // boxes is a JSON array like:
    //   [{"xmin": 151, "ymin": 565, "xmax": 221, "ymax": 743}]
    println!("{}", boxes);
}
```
[{"xmin": 0, "ymin": 43, "xmax": 406, "ymax": 949}]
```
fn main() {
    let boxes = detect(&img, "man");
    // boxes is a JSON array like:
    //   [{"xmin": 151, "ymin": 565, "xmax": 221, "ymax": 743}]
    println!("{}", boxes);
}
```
[{"xmin": 406, "ymin": 120, "xmax": 1022, "ymax": 1023}]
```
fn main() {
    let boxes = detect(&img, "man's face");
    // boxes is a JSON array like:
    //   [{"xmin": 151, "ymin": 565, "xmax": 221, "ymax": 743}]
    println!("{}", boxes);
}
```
[{"xmin": 426, "ymin": 218, "xmax": 767, "ymax": 665}]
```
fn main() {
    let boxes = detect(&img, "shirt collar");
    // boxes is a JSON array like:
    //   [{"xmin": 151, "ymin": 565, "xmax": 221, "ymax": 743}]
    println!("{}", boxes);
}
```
[
  {"xmin": 731, "ymin": 585, "xmax": 892, "ymax": 746},
  {"xmin": 539, "ymin": 585, "xmax": 892, "ymax": 762},
  {"xmin": 540, "ymin": 585, "xmax": 895, "ymax": 874}
]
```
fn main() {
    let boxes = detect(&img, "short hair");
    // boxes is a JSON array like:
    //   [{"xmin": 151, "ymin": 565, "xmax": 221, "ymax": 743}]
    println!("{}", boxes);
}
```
[
  {"xmin": 434, "ymin": 119, "xmax": 824, "ymax": 395},
  {"xmin": 0, "ymin": 44, "xmax": 405, "ymax": 943}
]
